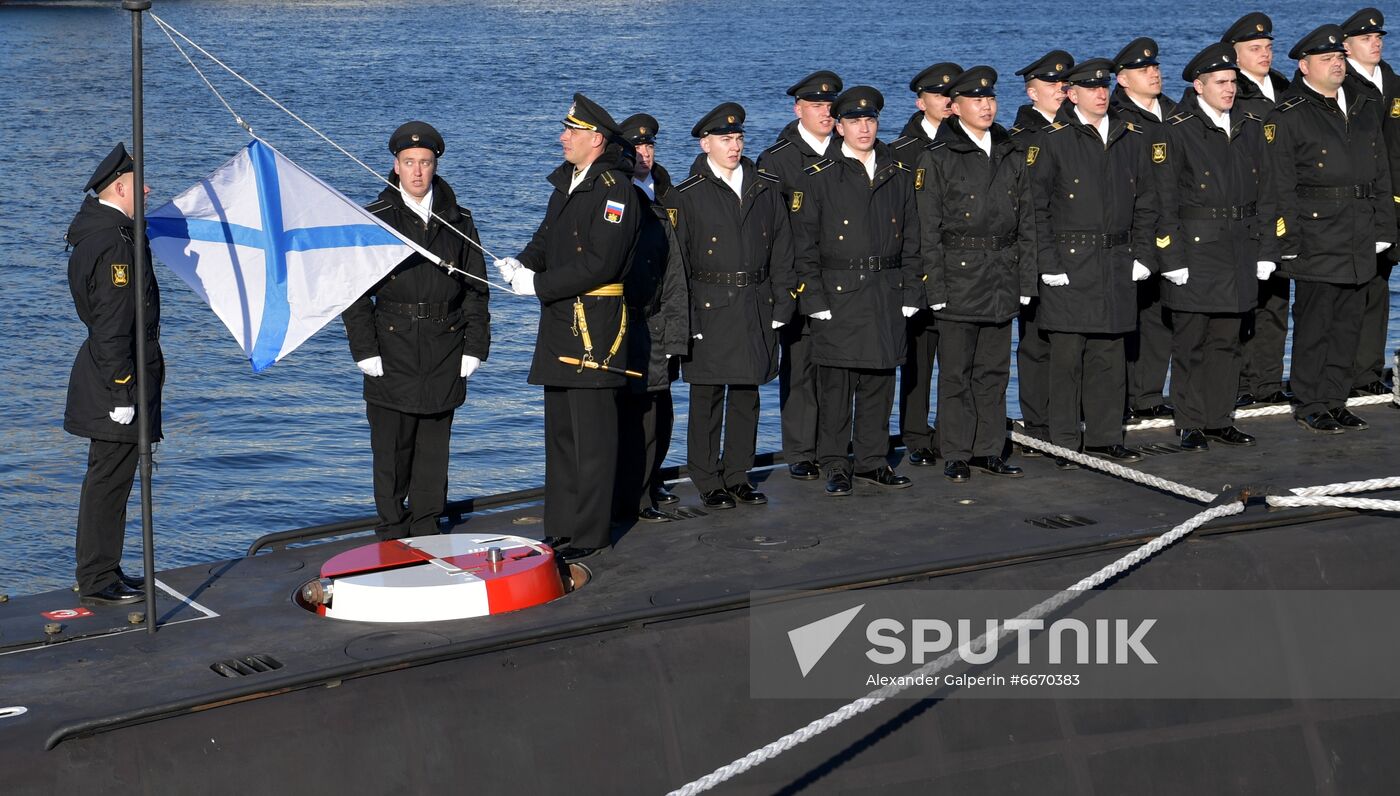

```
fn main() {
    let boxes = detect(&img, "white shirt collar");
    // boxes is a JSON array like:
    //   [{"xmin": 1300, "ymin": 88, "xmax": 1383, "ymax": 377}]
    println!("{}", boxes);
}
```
[
  {"xmin": 709, "ymin": 160, "xmax": 744, "ymax": 198},
  {"xmin": 965, "ymin": 126, "xmax": 992, "ymax": 156},
  {"xmin": 633, "ymin": 174, "xmax": 655, "ymax": 202},
  {"xmin": 1348, "ymin": 58, "xmax": 1385, "ymax": 93},
  {"xmin": 1303, "ymin": 78, "xmax": 1347, "ymax": 115},
  {"xmin": 1197, "ymin": 99, "xmax": 1231, "ymax": 137},
  {"xmin": 841, "ymin": 142, "xmax": 877, "ymax": 180},
  {"xmin": 1245, "ymin": 71, "xmax": 1275, "ymax": 102},
  {"xmin": 921, "ymin": 116, "xmax": 940, "ymax": 140},
  {"xmin": 1036, "ymin": 107, "xmax": 1057, "ymax": 124},
  {"xmin": 797, "ymin": 124, "xmax": 831, "ymax": 155},
  {"xmin": 1130, "ymin": 94, "xmax": 1162, "ymax": 121},
  {"xmin": 1074, "ymin": 107, "xmax": 1110, "ymax": 144},
  {"xmin": 400, "ymin": 184, "xmax": 433, "ymax": 222},
  {"xmin": 568, "ymin": 162, "xmax": 591, "ymax": 194},
  {"xmin": 97, "ymin": 197, "xmax": 130, "ymax": 218}
]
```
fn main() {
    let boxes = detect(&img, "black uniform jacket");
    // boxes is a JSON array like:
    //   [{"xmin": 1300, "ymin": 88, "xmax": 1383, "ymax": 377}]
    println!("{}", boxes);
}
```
[
  {"xmin": 890, "ymin": 111, "xmax": 936, "ymax": 168},
  {"xmin": 1267, "ymin": 76, "xmax": 1396, "ymax": 285},
  {"xmin": 792, "ymin": 142, "xmax": 924, "ymax": 369},
  {"xmin": 757, "ymin": 121, "xmax": 843, "ymax": 209},
  {"xmin": 65, "ymin": 197, "xmax": 163, "ymax": 443},
  {"xmin": 1158, "ymin": 96, "xmax": 1279, "ymax": 313},
  {"xmin": 665, "ymin": 155, "xmax": 797, "ymax": 386},
  {"xmin": 1028, "ymin": 104, "xmax": 1164, "ymax": 335},
  {"xmin": 1345, "ymin": 59, "xmax": 1400, "ymax": 252},
  {"xmin": 343, "ymin": 175, "xmax": 489, "ymax": 415},
  {"xmin": 1112, "ymin": 86, "xmax": 1178, "ymax": 271},
  {"xmin": 519, "ymin": 146, "xmax": 640, "ymax": 388},
  {"xmin": 624, "ymin": 175, "xmax": 689, "ymax": 393},
  {"xmin": 1231, "ymin": 69, "xmax": 1290, "ymax": 123},
  {"xmin": 917, "ymin": 119, "xmax": 1038, "ymax": 323},
  {"xmin": 1009, "ymin": 104, "xmax": 1058, "ymax": 141}
]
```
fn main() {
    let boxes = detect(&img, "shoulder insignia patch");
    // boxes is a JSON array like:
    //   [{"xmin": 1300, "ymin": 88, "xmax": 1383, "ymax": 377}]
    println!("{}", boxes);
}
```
[
  {"xmin": 1263, "ymin": 123, "xmax": 1276, "ymax": 143},
  {"xmin": 1049, "ymin": 122, "xmax": 1067, "ymax": 132},
  {"xmin": 894, "ymin": 160, "xmax": 912, "ymax": 172},
  {"xmin": 676, "ymin": 174, "xmax": 704, "ymax": 192},
  {"xmin": 1151, "ymin": 142, "xmax": 1167, "ymax": 163},
  {"xmin": 914, "ymin": 168, "xmax": 925, "ymax": 191},
  {"xmin": 601, "ymin": 171, "xmax": 617, "ymax": 187},
  {"xmin": 1169, "ymin": 113, "xmax": 1191, "ymax": 125},
  {"xmin": 1026, "ymin": 145, "xmax": 1040, "ymax": 166},
  {"xmin": 757, "ymin": 170, "xmax": 781, "ymax": 183},
  {"xmin": 603, "ymin": 198, "xmax": 625, "ymax": 223},
  {"xmin": 1009, "ymin": 125, "xmax": 1025, "ymax": 136},
  {"xmin": 1124, "ymin": 122, "xmax": 1140, "ymax": 133},
  {"xmin": 365, "ymin": 199, "xmax": 391, "ymax": 213},
  {"xmin": 804, "ymin": 158, "xmax": 833, "ymax": 176},
  {"xmin": 1390, "ymin": 98, "xmax": 1400, "ymax": 118},
  {"xmin": 1243, "ymin": 111, "xmax": 1262, "ymax": 122},
  {"xmin": 666, "ymin": 207, "xmax": 679, "ymax": 226},
  {"xmin": 764, "ymin": 138, "xmax": 793, "ymax": 156},
  {"xmin": 790, "ymin": 191, "xmax": 804, "ymax": 212},
  {"xmin": 1277, "ymin": 96, "xmax": 1306, "ymax": 112},
  {"xmin": 111, "ymin": 263, "xmax": 129, "ymax": 288}
]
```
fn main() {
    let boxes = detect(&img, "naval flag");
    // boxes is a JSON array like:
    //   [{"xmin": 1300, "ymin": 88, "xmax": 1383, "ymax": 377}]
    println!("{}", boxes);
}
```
[{"xmin": 148, "ymin": 139, "xmax": 415, "ymax": 372}]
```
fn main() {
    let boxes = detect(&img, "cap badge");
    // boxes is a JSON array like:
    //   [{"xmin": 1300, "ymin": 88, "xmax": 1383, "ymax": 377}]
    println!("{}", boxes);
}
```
[
  {"xmin": 858, "ymin": 98, "xmax": 868, "ymax": 107},
  {"xmin": 1055, "ymin": 63, "xmax": 1065, "ymax": 71},
  {"xmin": 1143, "ymin": 48, "xmax": 1152, "ymax": 56},
  {"xmin": 410, "ymin": 133, "xmax": 421, "ymax": 142},
  {"xmin": 1095, "ymin": 69, "xmax": 1104, "ymax": 78},
  {"xmin": 1256, "ymin": 23, "xmax": 1265, "ymax": 32},
  {"xmin": 980, "ymin": 78, "xmax": 988, "ymax": 87},
  {"xmin": 639, "ymin": 126, "xmax": 648, "ymax": 134},
  {"xmin": 1371, "ymin": 17, "xmax": 1378, "ymax": 25},
  {"xmin": 727, "ymin": 115, "xmax": 736, "ymax": 123},
  {"xmin": 1223, "ymin": 54, "xmax": 1231, "ymax": 62},
  {"xmin": 821, "ymin": 83, "xmax": 830, "ymax": 91},
  {"xmin": 1328, "ymin": 35, "xmax": 1337, "ymax": 43},
  {"xmin": 941, "ymin": 74, "xmax": 950, "ymax": 83},
  {"xmin": 568, "ymin": 103, "xmax": 577, "ymax": 117}
]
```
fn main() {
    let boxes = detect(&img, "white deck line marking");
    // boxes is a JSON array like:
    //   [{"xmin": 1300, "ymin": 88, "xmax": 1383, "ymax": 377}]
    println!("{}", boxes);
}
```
[
  {"xmin": 155, "ymin": 578, "xmax": 220, "ymax": 619},
  {"xmin": 0, "ymin": 580, "xmax": 219, "ymax": 657}
]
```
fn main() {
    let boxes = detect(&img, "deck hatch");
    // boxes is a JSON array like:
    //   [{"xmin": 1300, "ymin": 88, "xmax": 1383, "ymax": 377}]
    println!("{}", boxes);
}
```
[
  {"xmin": 210, "ymin": 653, "xmax": 284, "ymax": 678},
  {"xmin": 1025, "ymin": 514, "xmax": 1097, "ymax": 529}
]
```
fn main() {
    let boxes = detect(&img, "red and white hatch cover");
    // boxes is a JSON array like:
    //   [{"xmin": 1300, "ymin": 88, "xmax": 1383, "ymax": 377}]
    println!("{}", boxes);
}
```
[{"xmin": 313, "ymin": 534, "xmax": 565, "ymax": 622}]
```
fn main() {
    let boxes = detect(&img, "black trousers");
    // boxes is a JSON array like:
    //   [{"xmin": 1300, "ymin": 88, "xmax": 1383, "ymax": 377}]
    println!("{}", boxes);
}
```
[
  {"xmin": 1048, "ymin": 332, "xmax": 1125, "ymax": 450},
  {"xmin": 1291, "ymin": 280, "xmax": 1367, "ymax": 418},
  {"xmin": 687, "ymin": 384, "xmax": 759, "ymax": 493},
  {"xmin": 544, "ymin": 387, "xmax": 618, "ymax": 550},
  {"xmin": 75, "ymin": 438, "xmax": 139, "ymax": 594},
  {"xmin": 1126, "ymin": 279, "xmax": 1172, "ymax": 410},
  {"xmin": 817, "ymin": 365, "xmax": 896, "ymax": 475},
  {"xmin": 899, "ymin": 309, "xmax": 940, "ymax": 452},
  {"xmin": 779, "ymin": 318, "xmax": 819, "ymax": 462},
  {"xmin": 1352, "ymin": 260, "xmax": 1393, "ymax": 387},
  {"xmin": 614, "ymin": 388, "xmax": 673, "ymax": 516},
  {"xmin": 367, "ymin": 403, "xmax": 453, "ymax": 540},
  {"xmin": 938, "ymin": 319, "xmax": 1012, "ymax": 461},
  {"xmin": 1016, "ymin": 299, "xmax": 1051, "ymax": 442},
  {"xmin": 1170, "ymin": 311, "xmax": 1242, "ymax": 430},
  {"xmin": 1240, "ymin": 275, "xmax": 1290, "ymax": 395}
]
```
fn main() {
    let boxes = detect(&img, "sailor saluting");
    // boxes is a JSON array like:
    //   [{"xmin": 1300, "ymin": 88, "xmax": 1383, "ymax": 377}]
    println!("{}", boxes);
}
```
[
  {"xmin": 65, "ymin": 143, "xmax": 162, "ymax": 606},
  {"xmin": 342, "ymin": 121, "xmax": 491, "ymax": 541},
  {"xmin": 494, "ymin": 93, "xmax": 640, "ymax": 561}
]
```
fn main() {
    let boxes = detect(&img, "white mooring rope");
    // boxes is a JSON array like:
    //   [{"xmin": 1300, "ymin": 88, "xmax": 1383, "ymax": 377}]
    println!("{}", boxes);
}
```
[
  {"xmin": 1008, "ymin": 431, "xmax": 1217, "ymax": 503},
  {"xmin": 1126, "ymin": 391, "xmax": 1398, "ymax": 430}
]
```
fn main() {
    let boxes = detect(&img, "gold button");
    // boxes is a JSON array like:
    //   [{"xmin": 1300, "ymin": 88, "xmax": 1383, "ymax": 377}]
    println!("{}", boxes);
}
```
[
  {"xmin": 1069, "ymin": 248, "xmax": 1076, "ymax": 254},
  {"xmin": 704, "ymin": 302, "xmax": 711, "ymax": 307},
  {"xmin": 711, "ymin": 236, "xmax": 717, "ymax": 242},
  {"xmin": 1193, "ymin": 236, "xmax": 1200, "ymax": 242},
  {"xmin": 960, "ymin": 261, "xmax": 966, "ymax": 266},
  {"xmin": 1312, "ymin": 212, "xmax": 1319, "ymax": 218},
  {"xmin": 1068, "ymin": 193, "xmax": 1074, "ymax": 199},
  {"xmin": 1073, "ymin": 178, "xmax": 1079, "ymax": 184},
  {"xmin": 388, "ymin": 325, "xmax": 395, "ymax": 331},
  {"xmin": 836, "ymin": 286, "xmax": 843, "ymax": 291},
  {"xmin": 843, "ymin": 219, "xmax": 849, "ymax": 225},
  {"xmin": 707, "ymin": 249, "xmax": 713, "ymax": 254},
  {"xmin": 1317, "ymin": 163, "xmax": 1324, "ymax": 167},
  {"xmin": 838, "ymin": 235, "xmax": 844, "ymax": 240},
  {"xmin": 577, "ymin": 246, "xmax": 583, "ymax": 252}
]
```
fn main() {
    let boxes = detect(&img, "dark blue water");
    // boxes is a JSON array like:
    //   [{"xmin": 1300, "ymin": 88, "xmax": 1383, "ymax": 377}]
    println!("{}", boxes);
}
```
[{"xmin": 0, "ymin": 0, "xmax": 1385, "ymax": 595}]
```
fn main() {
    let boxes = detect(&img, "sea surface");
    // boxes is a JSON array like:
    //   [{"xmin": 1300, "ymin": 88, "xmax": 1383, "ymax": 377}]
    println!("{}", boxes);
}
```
[{"xmin": 0, "ymin": 0, "xmax": 1386, "ymax": 595}]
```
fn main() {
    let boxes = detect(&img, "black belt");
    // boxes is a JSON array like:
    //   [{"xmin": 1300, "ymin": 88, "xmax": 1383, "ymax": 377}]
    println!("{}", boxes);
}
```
[
  {"xmin": 1054, "ymin": 232, "xmax": 1129, "ymax": 248},
  {"xmin": 377, "ymin": 300, "xmax": 457, "ymax": 319},
  {"xmin": 1296, "ymin": 183, "xmax": 1375, "ymax": 200},
  {"xmin": 941, "ymin": 233, "xmax": 1017, "ymax": 251},
  {"xmin": 1179, "ymin": 202, "xmax": 1257, "ymax": 221},
  {"xmin": 692, "ymin": 268, "xmax": 768, "ymax": 287},
  {"xmin": 822, "ymin": 256, "xmax": 901, "ymax": 271}
]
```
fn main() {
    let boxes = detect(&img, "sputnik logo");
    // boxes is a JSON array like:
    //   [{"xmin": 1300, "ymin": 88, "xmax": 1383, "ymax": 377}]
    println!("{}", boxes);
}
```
[{"xmin": 788, "ymin": 604, "xmax": 864, "ymax": 677}]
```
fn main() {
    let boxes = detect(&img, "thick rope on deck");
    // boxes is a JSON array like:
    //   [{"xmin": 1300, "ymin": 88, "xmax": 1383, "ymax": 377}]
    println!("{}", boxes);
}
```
[
  {"xmin": 1266, "ymin": 496, "xmax": 1400, "ymax": 511},
  {"xmin": 666, "ymin": 500, "xmax": 1247, "ymax": 796},
  {"xmin": 1008, "ymin": 431, "xmax": 1217, "ymax": 503},
  {"xmin": 1288, "ymin": 476, "xmax": 1400, "ymax": 497},
  {"xmin": 1126, "ymin": 392, "xmax": 1398, "ymax": 431}
]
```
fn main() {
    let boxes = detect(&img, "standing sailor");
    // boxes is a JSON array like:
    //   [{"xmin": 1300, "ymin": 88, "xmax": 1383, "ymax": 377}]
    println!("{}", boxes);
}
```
[
  {"xmin": 1159, "ymin": 42, "xmax": 1278, "ymax": 451},
  {"xmin": 1009, "ymin": 50, "xmax": 1074, "ymax": 451},
  {"xmin": 614, "ymin": 113, "xmax": 689, "ymax": 524},
  {"xmin": 343, "ymin": 122, "xmax": 490, "ymax": 541},
  {"xmin": 1224, "ymin": 12, "xmax": 1294, "ymax": 407},
  {"xmin": 893, "ymin": 62, "xmax": 962, "ymax": 469},
  {"xmin": 665, "ymin": 103, "xmax": 797, "ymax": 509},
  {"xmin": 918, "ymin": 67, "xmax": 1036, "ymax": 482},
  {"xmin": 756, "ymin": 70, "xmax": 843, "ymax": 481},
  {"xmin": 1341, "ymin": 8, "xmax": 1400, "ymax": 396},
  {"xmin": 495, "ymin": 94, "xmax": 640, "ymax": 559},
  {"xmin": 1029, "ymin": 59, "xmax": 1160, "ymax": 467},
  {"xmin": 65, "ymin": 143, "xmax": 162, "ymax": 605},
  {"xmin": 1111, "ymin": 37, "xmax": 1177, "ymax": 421},
  {"xmin": 792, "ymin": 86, "xmax": 923, "ymax": 496},
  {"xmin": 1269, "ymin": 26, "xmax": 1395, "ymax": 433}
]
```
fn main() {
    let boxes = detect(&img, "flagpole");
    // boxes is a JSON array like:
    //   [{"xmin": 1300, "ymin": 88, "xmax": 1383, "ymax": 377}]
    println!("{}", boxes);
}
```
[{"xmin": 124, "ymin": 0, "xmax": 158, "ymax": 634}]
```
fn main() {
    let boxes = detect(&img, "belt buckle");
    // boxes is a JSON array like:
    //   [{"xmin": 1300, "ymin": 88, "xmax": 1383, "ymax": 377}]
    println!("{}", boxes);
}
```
[
  {"xmin": 413, "ymin": 303, "xmax": 430, "ymax": 319},
  {"xmin": 867, "ymin": 256, "xmax": 883, "ymax": 271},
  {"xmin": 734, "ymin": 272, "xmax": 749, "ymax": 287}
]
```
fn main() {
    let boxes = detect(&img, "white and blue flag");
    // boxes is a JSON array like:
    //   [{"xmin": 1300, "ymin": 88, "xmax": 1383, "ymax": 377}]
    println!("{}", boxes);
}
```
[{"xmin": 148, "ymin": 139, "xmax": 416, "ymax": 372}]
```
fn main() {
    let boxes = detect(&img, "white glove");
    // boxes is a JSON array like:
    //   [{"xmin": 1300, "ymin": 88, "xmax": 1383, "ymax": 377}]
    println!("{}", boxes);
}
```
[
  {"xmin": 509, "ymin": 268, "xmax": 536, "ymax": 296},
  {"xmin": 1041, "ymin": 273, "xmax": 1069, "ymax": 287},
  {"xmin": 357, "ymin": 356, "xmax": 384, "ymax": 378},
  {"xmin": 771, "ymin": 320, "xmax": 786, "ymax": 329},
  {"xmin": 1256, "ymin": 261, "xmax": 1277, "ymax": 280},
  {"xmin": 901, "ymin": 306, "xmax": 919, "ymax": 318},
  {"xmin": 1376, "ymin": 242, "xmax": 1393, "ymax": 254},
  {"xmin": 494, "ymin": 256, "xmax": 522, "ymax": 282},
  {"xmin": 1131, "ymin": 260, "xmax": 1151, "ymax": 281},
  {"xmin": 1019, "ymin": 296, "xmax": 1031, "ymax": 305},
  {"xmin": 930, "ymin": 303, "xmax": 947, "ymax": 311},
  {"xmin": 1281, "ymin": 254, "xmax": 1298, "ymax": 261},
  {"xmin": 1162, "ymin": 268, "xmax": 1189, "ymax": 286},
  {"xmin": 461, "ymin": 355, "xmax": 481, "ymax": 379},
  {"xmin": 809, "ymin": 310, "xmax": 833, "ymax": 321},
  {"xmin": 110, "ymin": 406, "xmax": 135, "ymax": 425}
]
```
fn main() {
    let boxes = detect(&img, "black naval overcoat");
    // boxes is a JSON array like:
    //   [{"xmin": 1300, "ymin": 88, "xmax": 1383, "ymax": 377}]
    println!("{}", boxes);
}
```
[
  {"xmin": 756, "ymin": 120, "xmax": 843, "ymax": 294},
  {"xmin": 665, "ymin": 155, "xmax": 797, "ymax": 386},
  {"xmin": 343, "ymin": 175, "xmax": 489, "ymax": 415},
  {"xmin": 1231, "ymin": 70, "xmax": 1291, "ymax": 123},
  {"xmin": 918, "ymin": 119, "xmax": 1037, "ymax": 323},
  {"xmin": 890, "ymin": 111, "xmax": 936, "ymax": 168},
  {"xmin": 624, "ymin": 176, "xmax": 689, "ymax": 393},
  {"xmin": 1111, "ymin": 86, "xmax": 1178, "ymax": 270},
  {"xmin": 519, "ymin": 146, "xmax": 640, "ymax": 388},
  {"xmin": 792, "ymin": 142, "xmax": 924, "ymax": 369},
  {"xmin": 1159, "ymin": 96, "xmax": 1280, "ymax": 313},
  {"xmin": 1028, "ymin": 104, "xmax": 1164, "ymax": 334},
  {"xmin": 1268, "ymin": 76, "xmax": 1395, "ymax": 285},
  {"xmin": 64, "ymin": 196, "xmax": 163, "ymax": 443},
  {"xmin": 1345, "ymin": 60, "xmax": 1400, "ymax": 247}
]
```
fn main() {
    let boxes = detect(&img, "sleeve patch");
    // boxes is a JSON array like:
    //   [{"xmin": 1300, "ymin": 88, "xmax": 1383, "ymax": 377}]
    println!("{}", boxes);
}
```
[
  {"xmin": 1026, "ymin": 146, "xmax": 1039, "ymax": 166},
  {"xmin": 604, "ymin": 199, "xmax": 625, "ymax": 223},
  {"xmin": 1263, "ymin": 124, "xmax": 1276, "ymax": 143},
  {"xmin": 666, "ymin": 207, "xmax": 679, "ymax": 226},
  {"xmin": 1276, "ymin": 217, "xmax": 1287, "ymax": 237},
  {"xmin": 111, "ymin": 263, "xmax": 129, "ymax": 287},
  {"xmin": 1155, "ymin": 235, "xmax": 1171, "ymax": 249},
  {"xmin": 790, "ymin": 191, "xmax": 804, "ymax": 212},
  {"xmin": 914, "ymin": 168, "xmax": 925, "ymax": 191},
  {"xmin": 1151, "ymin": 142, "xmax": 1167, "ymax": 164}
]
